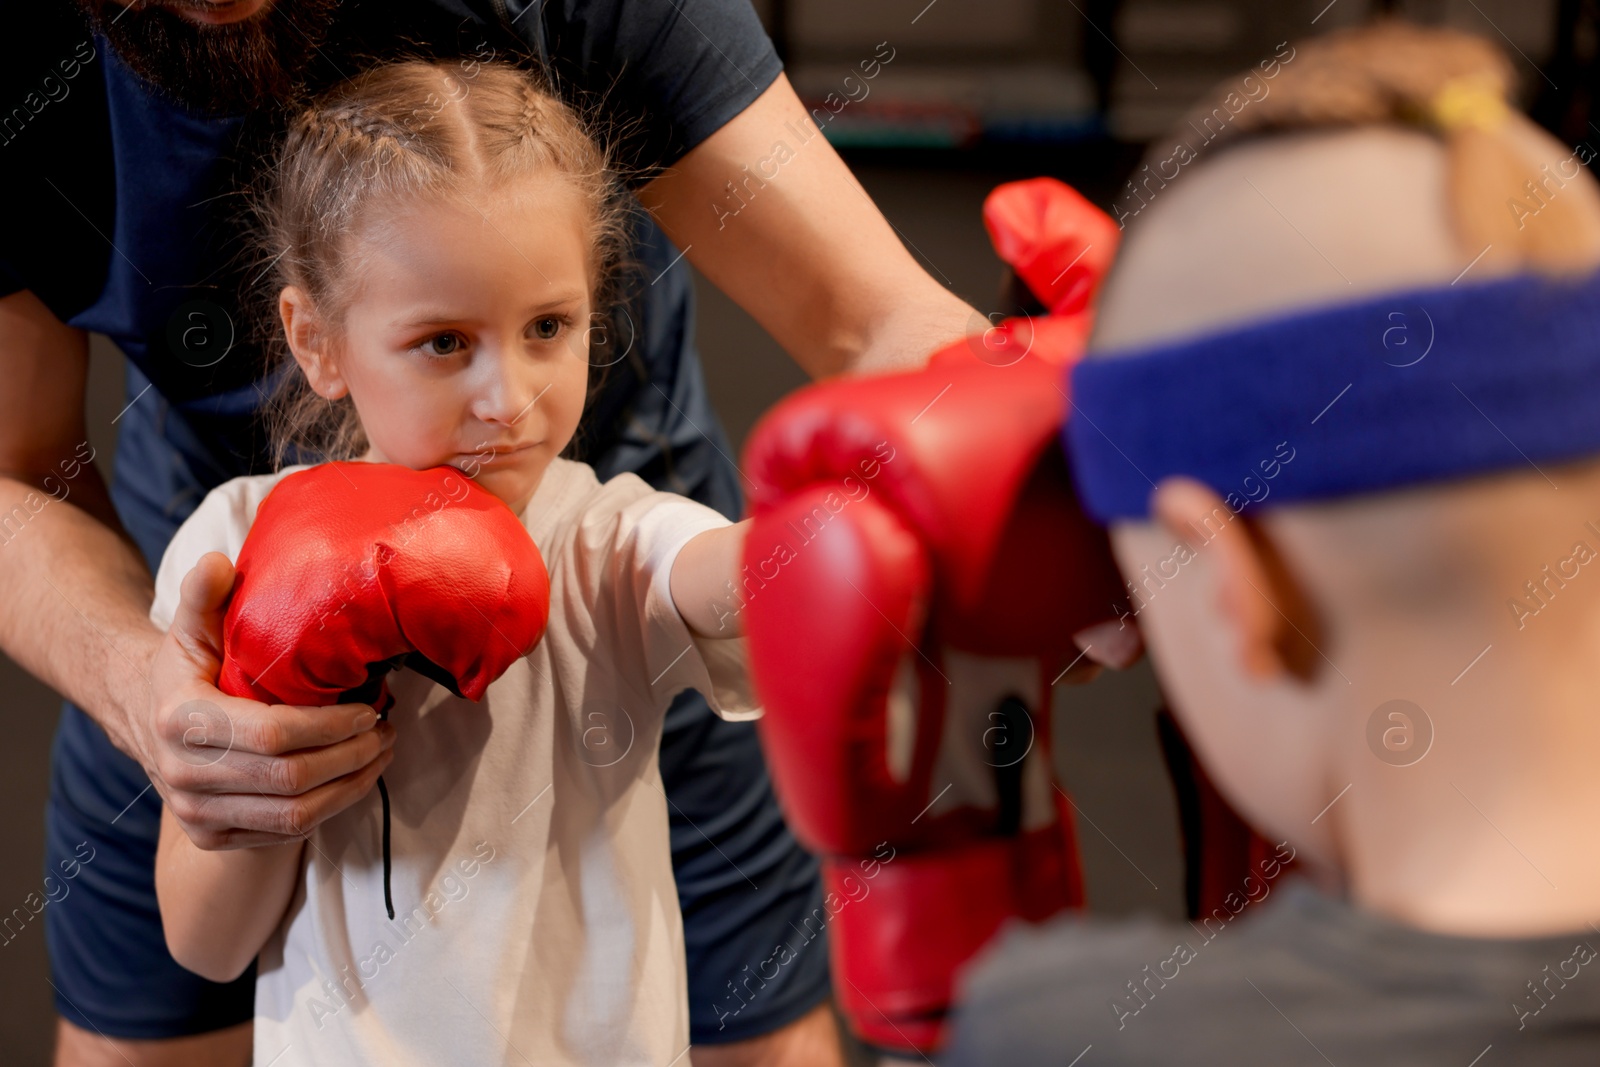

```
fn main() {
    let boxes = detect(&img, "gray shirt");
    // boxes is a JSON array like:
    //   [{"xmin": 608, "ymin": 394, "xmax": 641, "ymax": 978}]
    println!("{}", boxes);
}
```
[{"xmin": 943, "ymin": 879, "xmax": 1600, "ymax": 1065}]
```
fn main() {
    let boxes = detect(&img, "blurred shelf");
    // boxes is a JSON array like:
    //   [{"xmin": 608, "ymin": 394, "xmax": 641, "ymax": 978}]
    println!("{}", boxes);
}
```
[
  {"xmin": 835, "ymin": 138, "xmax": 1148, "ymax": 211},
  {"xmin": 791, "ymin": 59, "xmax": 1101, "ymax": 149}
]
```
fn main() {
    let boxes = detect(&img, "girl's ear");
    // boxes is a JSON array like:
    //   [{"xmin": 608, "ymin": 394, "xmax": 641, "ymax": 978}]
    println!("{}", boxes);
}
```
[
  {"xmin": 1151, "ymin": 477, "xmax": 1324, "ymax": 684},
  {"xmin": 279, "ymin": 286, "xmax": 348, "ymax": 400}
]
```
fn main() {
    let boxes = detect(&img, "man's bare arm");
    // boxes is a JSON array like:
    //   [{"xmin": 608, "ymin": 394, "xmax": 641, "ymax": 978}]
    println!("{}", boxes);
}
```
[
  {"xmin": 0, "ymin": 289, "xmax": 160, "ymax": 752},
  {"xmin": 0, "ymin": 289, "xmax": 391, "ymax": 848},
  {"xmin": 640, "ymin": 74, "xmax": 980, "ymax": 379}
]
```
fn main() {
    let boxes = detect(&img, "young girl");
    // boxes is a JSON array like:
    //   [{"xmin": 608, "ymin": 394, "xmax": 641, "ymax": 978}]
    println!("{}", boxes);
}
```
[{"xmin": 152, "ymin": 59, "xmax": 755, "ymax": 1066}]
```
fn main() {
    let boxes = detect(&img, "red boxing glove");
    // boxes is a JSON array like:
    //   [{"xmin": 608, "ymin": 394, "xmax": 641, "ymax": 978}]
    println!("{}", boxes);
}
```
[
  {"xmin": 740, "ymin": 182, "xmax": 1125, "ymax": 1055},
  {"xmin": 980, "ymin": 177, "xmax": 1122, "ymax": 363},
  {"xmin": 218, "ymin": 462, "xmax": 550, "ymax": 712},
  {"xmin": 983, "ymin": 176, "xmax": 1119, "ymax": 319}
]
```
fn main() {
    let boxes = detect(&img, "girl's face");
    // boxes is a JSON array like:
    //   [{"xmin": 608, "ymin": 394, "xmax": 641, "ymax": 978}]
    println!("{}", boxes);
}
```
[{"xmin": 281, "ymin": 173, "xmax": 595, "ymax": 516}]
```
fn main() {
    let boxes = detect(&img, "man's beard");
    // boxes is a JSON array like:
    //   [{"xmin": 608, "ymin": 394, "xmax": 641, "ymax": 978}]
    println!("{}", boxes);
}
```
[{"xmin": 79, "ymin": 0, "xmax": 341, "ymax": 114}]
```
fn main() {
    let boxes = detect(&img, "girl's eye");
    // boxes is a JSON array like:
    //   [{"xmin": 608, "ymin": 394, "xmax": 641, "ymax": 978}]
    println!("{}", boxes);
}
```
[
  {"xmin": 420, "ymin": 333, "xmax": 464, "ymax": 358},
  {"xmin": 531, "ymin": 317, "xmax": 561, "ymax": 341}
]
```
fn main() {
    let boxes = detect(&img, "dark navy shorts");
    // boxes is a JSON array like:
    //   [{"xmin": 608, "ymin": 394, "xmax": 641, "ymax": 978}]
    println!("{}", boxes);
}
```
[{"xmin": 46, "ymin": 355, "xmax": 830, "ymax": 1041}]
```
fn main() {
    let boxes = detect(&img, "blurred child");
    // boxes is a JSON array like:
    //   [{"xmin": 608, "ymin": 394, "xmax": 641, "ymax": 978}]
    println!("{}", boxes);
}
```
[{"xmin": 947, "ymin": 22, "xmax": 1600, "ymax": 1065}]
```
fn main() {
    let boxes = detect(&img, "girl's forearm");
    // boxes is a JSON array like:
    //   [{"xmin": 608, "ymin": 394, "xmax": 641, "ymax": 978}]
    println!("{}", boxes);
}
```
[
  {"xmin": 155, "ymin": 806, "xmax": 305, "ymax": 983},
  {"xmin": 670, "ymin": 520, "xmax": 751, "ymax": 638}
]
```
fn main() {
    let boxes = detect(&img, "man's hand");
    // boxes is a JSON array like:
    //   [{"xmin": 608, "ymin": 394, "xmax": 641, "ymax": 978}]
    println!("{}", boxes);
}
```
[{"xmin": 143, "ymin": 551, "xmax": 393, "ymax": 850}]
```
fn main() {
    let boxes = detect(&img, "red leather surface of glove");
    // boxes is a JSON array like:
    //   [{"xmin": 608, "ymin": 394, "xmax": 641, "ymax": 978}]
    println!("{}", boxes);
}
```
[
  {"xmin": 742, "ymin": 353, "xmax": 1119, "ymax": 841},
  {"xmin": 740, "ymin": 181, "xmax": 1126, "ymax": 1055},
  {"xmin": 217, "ymin": 462, "xmax": 550, "ymax": 711}
]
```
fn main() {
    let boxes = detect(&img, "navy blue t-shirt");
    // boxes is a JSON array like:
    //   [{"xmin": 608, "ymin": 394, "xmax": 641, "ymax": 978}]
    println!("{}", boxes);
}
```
[{"xmin": 0, "ymin": 0, "xmax": 781, "ymax": 496}]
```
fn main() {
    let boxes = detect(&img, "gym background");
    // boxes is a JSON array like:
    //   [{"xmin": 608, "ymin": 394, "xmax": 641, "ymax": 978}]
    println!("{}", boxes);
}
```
[{"xmin": 0, "ymin": 0, "xmax": 1580, "ymax": 1061}]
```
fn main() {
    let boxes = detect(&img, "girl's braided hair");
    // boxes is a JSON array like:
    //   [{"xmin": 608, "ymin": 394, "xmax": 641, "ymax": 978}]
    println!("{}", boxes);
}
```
[{"xmin": 252, "ymin": 58, "xmax": 633, "ymax": 468}]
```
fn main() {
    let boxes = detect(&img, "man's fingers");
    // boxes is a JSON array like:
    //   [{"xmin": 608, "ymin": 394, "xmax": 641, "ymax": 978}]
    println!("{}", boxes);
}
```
[
  {"xmin": 162, "ymin": 717, "xmax": 393, "ymax": 799},
  {"xmin": 152, "ymin": 556, "xmax": 397, "ymax": 849},
  {"xmin": 171, "ymin": 745, "xmax": 396, "ymax": 849},
  {"xmin": 169, "ymin": 551, "xmax": 237, "ymax": 670},
  {"xmin": 160, "ymin": 694, "xmax": 381, "ymax": 759},
  {"xmin": 226, "ymin": 721, "xmax": 395, "ymax": 797},
  {"xmin": 276, "ymin": 744, "xmax": 396, "ymax": 837},
  {"xmin": 179, "ymin": 827, "xmax": 302, "ymax": 851},
  {"xmin": 224, "ymin": 700, "xmax": 384, "ymax": 757}
]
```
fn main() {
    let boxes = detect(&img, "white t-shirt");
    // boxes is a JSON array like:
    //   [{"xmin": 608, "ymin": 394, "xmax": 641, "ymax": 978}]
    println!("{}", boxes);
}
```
[{"xmin": 149, "ymin": 457, "xmax": 761, "ymax": 1067}]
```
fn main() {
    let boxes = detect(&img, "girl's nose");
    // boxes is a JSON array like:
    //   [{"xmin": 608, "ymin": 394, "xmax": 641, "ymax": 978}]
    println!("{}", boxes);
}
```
[{"xmin": 471, "ymin": 351, "xmax": 548, "ymax": 428}]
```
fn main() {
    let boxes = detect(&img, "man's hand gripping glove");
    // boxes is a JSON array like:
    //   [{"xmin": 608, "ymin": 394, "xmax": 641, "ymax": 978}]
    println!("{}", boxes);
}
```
[
  {"xmin": 216, "ymin": 462, "xmax": 550, "ymax": 915},
  {"xmin": 739, "ymin": 178, "xmax": 1126, "ymax": 1056}
]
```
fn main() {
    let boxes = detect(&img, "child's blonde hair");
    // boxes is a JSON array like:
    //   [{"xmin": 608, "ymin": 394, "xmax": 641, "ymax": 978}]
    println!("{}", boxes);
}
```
[
  {"xmin": 254, "ymin": 58, "xmax": 633, "ymax": 468},
  {"xmin": 1146, "ymin": 21, "xmax": 1600, "ymax": 273}
]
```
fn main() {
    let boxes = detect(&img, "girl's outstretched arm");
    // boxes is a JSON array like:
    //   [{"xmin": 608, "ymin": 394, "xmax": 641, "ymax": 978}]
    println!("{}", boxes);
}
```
[
  {"xmin": 669, "ymin": 519, "xmax": 751, "ymax": 638},
  {"xmin": 155, "ymin": 801, "xmax": 310, "ymax": 982}
]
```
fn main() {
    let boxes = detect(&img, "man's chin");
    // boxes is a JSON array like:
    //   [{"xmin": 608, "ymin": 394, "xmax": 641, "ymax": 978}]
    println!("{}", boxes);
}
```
[
  {"xmin": 162, "ymin": 0, "xmax": 278, "ymax": 28},
  {"xmin": 79, "ymin": 0, "xmax": 337, "ymax": 113}
]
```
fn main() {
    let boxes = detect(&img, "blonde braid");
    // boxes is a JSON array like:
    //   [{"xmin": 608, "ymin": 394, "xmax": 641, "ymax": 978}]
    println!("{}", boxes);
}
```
[{"xmin": 516, "ymin": 80, "xmax": 544, "ymax": 142}]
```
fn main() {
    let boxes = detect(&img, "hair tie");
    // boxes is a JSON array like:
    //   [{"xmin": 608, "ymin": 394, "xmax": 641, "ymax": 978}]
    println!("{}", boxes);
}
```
[{"xmin": 1427, "ymin": 75, "xmax": 1509, "ymax": 133}]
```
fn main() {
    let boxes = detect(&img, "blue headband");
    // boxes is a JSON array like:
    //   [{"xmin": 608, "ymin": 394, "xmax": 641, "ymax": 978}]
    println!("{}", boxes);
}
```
[{"xmin": 1065, "ymin": 268, "xmax": 1600, "ymax": 522}]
